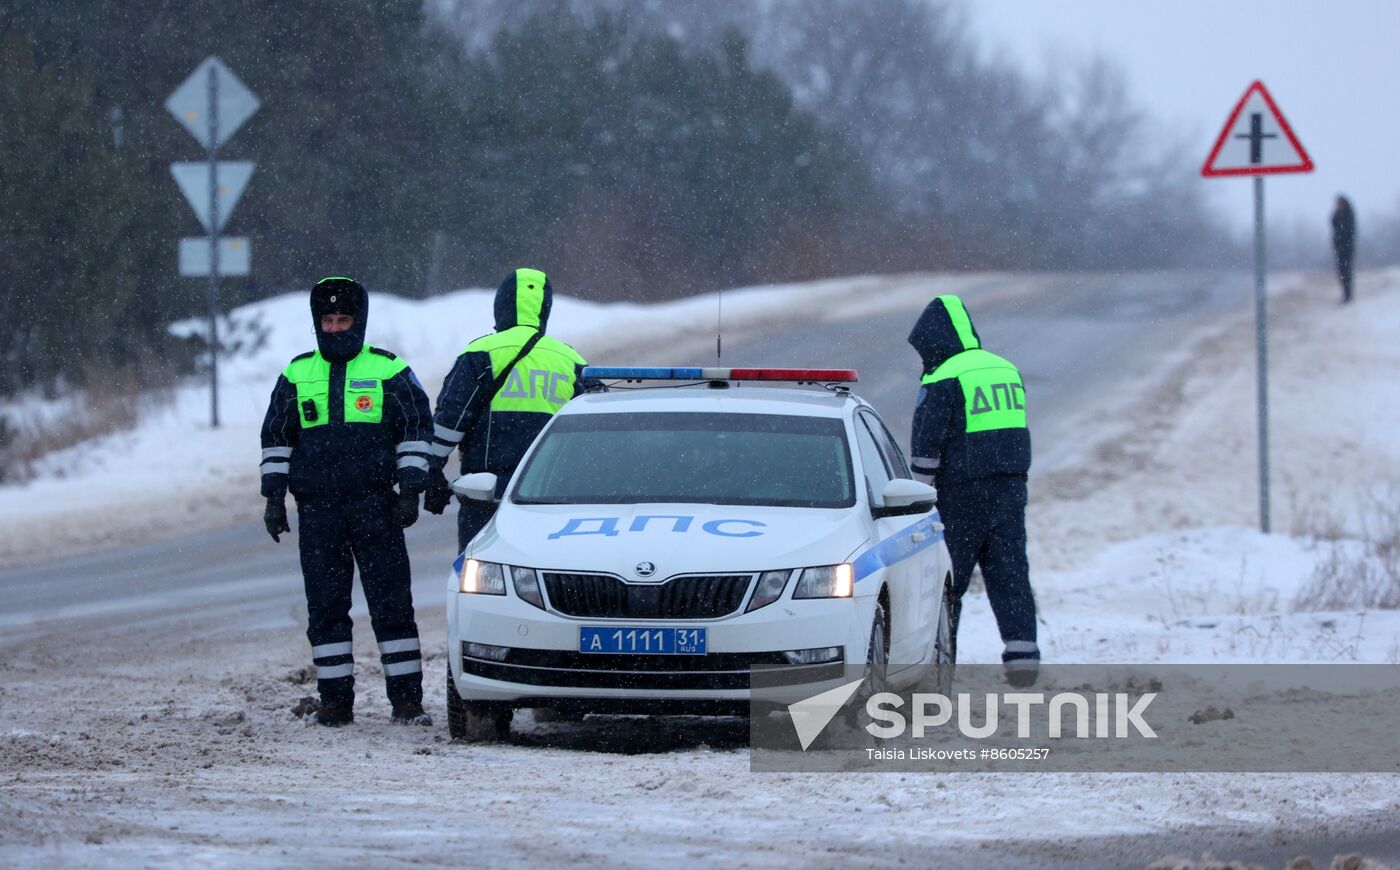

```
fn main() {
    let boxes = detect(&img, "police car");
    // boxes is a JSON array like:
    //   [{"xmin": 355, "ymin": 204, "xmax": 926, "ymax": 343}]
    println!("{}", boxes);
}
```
[{"xmin": 445, "ymin": 367, "xmax": 955, "ymax": 741}]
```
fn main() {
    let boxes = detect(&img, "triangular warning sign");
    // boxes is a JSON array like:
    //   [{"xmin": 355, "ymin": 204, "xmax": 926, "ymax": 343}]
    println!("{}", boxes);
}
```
[{"xmin": 1202, "ymin": 81, "xmax": 1313, "ymax": 177}]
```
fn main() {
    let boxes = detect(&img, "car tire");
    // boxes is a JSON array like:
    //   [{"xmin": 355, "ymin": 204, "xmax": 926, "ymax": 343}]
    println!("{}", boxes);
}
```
[
  {"xmin": 792, "ymin": 597, "xmax": 893, "ymax": 749},
  {"xmin": 447, "ymin": 671, "xmax": 512, "ymax": 742},
  {"xmin": 868, "ymin": 599, "xmax": 890, "ymax": 694},
  {"xmin": 858, "ymin": 599, "xmax": 890, "ymax": 704},
  {"xmin": 446, "ymin": 671, "xmax": 467, "ymax": 739},
  {"xmin": 931, "ymin": 577, "xmax": 956, "ymax": 697},
  {"xmin": 916, "ymin": 576, "xmax": 958, "ymax": 696}
]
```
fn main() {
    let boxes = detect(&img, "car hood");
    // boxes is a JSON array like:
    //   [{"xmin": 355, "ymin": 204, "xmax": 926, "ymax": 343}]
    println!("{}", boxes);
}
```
[{"xmin": 467, "ymin": 502, "xmax": 871, "ymax": 578}]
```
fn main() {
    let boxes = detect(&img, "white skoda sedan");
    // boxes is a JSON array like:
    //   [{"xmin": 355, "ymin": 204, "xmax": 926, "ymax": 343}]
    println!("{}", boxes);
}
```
[{"xmin": 445, "ymin": 367, "xmax": 954, "ymax": 741}]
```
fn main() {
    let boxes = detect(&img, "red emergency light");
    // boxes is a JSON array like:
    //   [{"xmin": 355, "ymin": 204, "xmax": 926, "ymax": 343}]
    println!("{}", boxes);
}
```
[{"xmin": 582, "ymin": 366, "xmax": 859, "ymax": 383}]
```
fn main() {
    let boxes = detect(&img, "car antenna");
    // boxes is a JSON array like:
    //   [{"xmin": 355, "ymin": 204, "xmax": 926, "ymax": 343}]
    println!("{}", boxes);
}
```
[{"xmin": 716, "ymin": 285, "xmax": 723, "ymax": 360}]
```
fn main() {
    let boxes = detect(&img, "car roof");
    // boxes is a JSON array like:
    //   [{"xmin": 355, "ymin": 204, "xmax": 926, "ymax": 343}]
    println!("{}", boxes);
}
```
[{"xmin": 562, "ymin": 386, "xmax": 861, "ymax": 418}]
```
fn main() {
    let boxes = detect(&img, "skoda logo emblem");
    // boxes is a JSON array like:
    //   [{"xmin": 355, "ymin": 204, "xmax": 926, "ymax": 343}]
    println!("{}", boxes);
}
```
[{"xmin": 635, "ymin": 561, "xmax": 656, "ymax": 578}]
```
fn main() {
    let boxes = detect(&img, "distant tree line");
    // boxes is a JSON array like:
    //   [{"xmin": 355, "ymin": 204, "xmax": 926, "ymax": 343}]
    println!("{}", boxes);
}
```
[
  {"xmin": 3, "ymin": 1, "xmax": 464, "ymax": 395},
  {"xmin": 4, "ymin": 0, "xmax": 1230, "ymax": 397}
]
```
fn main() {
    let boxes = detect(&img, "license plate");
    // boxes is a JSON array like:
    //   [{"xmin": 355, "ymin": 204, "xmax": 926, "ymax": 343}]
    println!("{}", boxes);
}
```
[{"xmin": 578, "ymin": 626, "xmax": 707, "ymax": 655}]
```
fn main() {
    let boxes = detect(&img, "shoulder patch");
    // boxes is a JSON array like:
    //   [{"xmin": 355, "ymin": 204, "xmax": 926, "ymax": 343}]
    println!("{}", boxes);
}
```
[
  {"xmin": 369, "ymin": 347, "xmax": 398, "ymax": 360},
  {"xmin": 291, "ymin": 350, "xmax": 316, "ymax": 362}
]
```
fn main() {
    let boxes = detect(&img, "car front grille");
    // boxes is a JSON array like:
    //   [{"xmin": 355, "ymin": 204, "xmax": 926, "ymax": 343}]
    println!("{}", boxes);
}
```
[{"xmin": 541, "ymin": 572, "xmax": 753, "ymax": 619}]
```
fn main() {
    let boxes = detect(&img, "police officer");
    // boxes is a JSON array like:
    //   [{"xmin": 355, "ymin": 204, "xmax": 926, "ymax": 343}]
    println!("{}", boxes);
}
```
[
  {"xmin": 260, "ymin": 277, "xmax": 436, "ymax": 727},
  {"xmin": 423, "ymin": 268, "xmax": 591, "ymax": 550},
  {"xmin": 907, "ymin": 294, "xmax": 1039, "ymax": 686}
]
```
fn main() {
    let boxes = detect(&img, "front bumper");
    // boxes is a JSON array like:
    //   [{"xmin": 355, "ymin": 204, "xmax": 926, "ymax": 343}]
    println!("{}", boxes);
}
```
[{"xmin": 448, "ymin": 588, "xmax": 874, "ymax": 708}]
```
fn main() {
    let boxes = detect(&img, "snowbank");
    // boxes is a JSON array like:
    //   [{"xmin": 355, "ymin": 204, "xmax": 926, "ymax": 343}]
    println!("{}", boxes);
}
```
[
  {"xmin": 1028, "ymin": 267, "xmax": 1400, "ymax": 571},
  {"xmin": 952, "ymin": 267, "xmax": 1400, "ymax": 669},
  {"xmin": 957, "ymin": 525, "xmax": 1400, "ymax": 667}
]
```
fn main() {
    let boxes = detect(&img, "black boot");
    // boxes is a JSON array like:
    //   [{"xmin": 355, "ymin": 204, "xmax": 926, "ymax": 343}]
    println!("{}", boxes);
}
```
[
  {"xmin": 1004, "ymin": 660, "xmax": 1039, "ymax": 689},
  {"xmin": 1003, "ymin": 642, "xmax": 1040, "ymax": 689},
  {"xmin": 315, "ymin": 699, "xmax": 354, "ymax": 727},
  {"xmin": 391, "ymin": 702, "xmax": 433, "ymax": 726}
]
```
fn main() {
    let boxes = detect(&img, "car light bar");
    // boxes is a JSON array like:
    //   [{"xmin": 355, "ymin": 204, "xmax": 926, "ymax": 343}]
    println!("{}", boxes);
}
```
[{"xmin": 583, "ymin": 366, "xmax": 858, "ymax": 383}]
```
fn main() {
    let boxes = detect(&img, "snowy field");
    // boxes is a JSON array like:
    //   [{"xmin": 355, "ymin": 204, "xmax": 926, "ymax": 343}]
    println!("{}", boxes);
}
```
[{"xmin": 2, "ymin": 270, "xmax": 1399, "ymax": 867}]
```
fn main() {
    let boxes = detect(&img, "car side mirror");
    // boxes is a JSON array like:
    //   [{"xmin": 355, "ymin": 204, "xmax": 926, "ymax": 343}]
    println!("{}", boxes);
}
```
[
  {"xmin": 873, "ymin": 478, "xmax": 937, "ymax": 519},
  {"xmin": 452, "ymin": 472, "xmax": 499, "ymax": 502}
]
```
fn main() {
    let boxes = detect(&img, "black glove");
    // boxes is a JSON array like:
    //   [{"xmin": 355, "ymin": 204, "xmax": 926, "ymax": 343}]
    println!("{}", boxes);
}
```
[
  {"xmin": 264, "ymin": 496, "xmax": 290, "ymax": 543},
  {"xmin": 394, "ymin": 489, "xmax": 420, "ymax": 529},
  {"xmin": 424, "ymin": 469, "xmax": 452, "ymax": 515}
]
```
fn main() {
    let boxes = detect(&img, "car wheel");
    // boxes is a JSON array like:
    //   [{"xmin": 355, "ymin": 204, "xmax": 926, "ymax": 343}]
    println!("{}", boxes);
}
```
[
  {"xmin": 835, "ymin": 599, "xmax": 889, "ymax": 736},
  {"xmin": 931, "ymin": 578, "xmax": 956, "ymax": 697},
  {"xmin": 447, "ymin": 671, "xmax": 512, "ymax": 742},
  {"xmin": 446, "ymin": 671, "xmax": 467, "ymax": 739},
  {"xmin": 860, "ymin": 599, "xmax": 890, "ymax": 702}
]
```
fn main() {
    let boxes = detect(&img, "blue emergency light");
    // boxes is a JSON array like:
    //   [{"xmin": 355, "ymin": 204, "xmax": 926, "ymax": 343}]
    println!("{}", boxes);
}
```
[{"xmin": 583, "ymin": 366, "xmax": 859, "ymax": 382}]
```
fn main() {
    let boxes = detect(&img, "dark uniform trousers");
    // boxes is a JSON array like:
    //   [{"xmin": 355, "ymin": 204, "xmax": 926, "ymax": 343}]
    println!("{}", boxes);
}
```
[
  {"xmin": 938, "ymin": 475, "xmax": 1037, "ymax": 661},
  {"xmin": 298, "ymin": 490, "xmax": 423, "ymax": 705}
]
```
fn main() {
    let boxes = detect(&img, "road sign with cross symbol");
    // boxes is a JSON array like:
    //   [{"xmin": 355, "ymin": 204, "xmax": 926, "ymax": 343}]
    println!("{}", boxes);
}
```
[{"xmin": 1201, "ymin": 80, "xmax": 1313, "ymax": 177}]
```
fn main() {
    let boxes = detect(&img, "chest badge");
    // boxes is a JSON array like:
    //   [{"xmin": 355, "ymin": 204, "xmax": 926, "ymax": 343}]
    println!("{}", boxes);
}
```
[{"xmin": 355, "ymin": 395, "xmax": 374, "ymax": 413}]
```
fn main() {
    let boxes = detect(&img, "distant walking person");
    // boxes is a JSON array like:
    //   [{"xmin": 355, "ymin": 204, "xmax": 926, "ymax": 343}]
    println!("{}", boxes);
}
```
[
  {"xmin": 908, "ymin": 295, "xmax": 1038, "ymax": 687},
  {"xmin": 1332, "ymin": 195, "xmax": 1357, "ymax": 303}
]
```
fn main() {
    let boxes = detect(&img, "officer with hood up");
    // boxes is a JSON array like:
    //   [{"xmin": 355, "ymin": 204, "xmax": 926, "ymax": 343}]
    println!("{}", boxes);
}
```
[
  {"xmin": 424, "ymin": 268, "xmax": 592, "ymax": 550},
  {"xmin": 259, "ymin": 277, "xmax": 436, "ymax": 727},
  {"xmin": 907, "ymin": 295, "xmax": 1038, "ymax": 686}
]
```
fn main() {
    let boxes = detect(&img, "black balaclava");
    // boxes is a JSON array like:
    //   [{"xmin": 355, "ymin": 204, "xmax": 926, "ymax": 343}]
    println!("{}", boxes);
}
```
[
  {"xmin": 492, "ymin": 267, "xmax": 553, "ymax": 333},
  {"xmin": 310, "ymin": 277, "xmax": 368, "ymax": 362}
]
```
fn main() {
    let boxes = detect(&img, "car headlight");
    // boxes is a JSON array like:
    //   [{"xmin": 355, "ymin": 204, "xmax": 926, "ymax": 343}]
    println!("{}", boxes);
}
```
[
  {"xmin": 746, "ymin": 569, "xmax": 793, "ymax": 612},
  {"xmin": 460, "ymin": 559, "xmax": 506, "ymax": 595},
  {"xmin": 511, "ymin": 566, "xmax": 545, "ymax": 610},
  {"xmin": 792, "ymin": 564, "xmax": 854, "ymax": 599}
]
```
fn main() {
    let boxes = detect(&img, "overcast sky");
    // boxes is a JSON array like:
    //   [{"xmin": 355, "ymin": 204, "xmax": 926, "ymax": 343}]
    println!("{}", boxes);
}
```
[{"xmin": 965, "ymin": 0, "xmax": 1400, "ymax": 236}]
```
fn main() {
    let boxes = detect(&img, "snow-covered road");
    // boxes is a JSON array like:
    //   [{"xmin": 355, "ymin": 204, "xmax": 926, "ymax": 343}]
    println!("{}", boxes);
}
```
[{"xmin": 3, "ymin": 269, "xmax": 1399, "ymax": 867}]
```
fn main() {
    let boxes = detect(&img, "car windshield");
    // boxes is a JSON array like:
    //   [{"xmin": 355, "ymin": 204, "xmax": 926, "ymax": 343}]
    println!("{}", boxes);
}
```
[{"xmin": 512, "ymin": 411, "xmax": 855, "ymax": 508}]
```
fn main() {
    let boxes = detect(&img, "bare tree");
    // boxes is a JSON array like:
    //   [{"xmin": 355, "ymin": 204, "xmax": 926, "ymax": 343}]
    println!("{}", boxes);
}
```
[
  {"xmin": 429, "ymin": 0, "xmax": 1232, "ymax": 272},
  {"xmin": 1043, "ymin": 54, "xmax": 1231, "ymax": 267}
]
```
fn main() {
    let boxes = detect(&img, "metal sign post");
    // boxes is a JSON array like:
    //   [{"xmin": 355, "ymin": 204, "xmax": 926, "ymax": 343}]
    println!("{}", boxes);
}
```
[
  {"xmin": 166, "ymin": 56, "xmax": 260, "ymax": 429},
  {"xmin": 1252, "ymin": 175, "xmax": 1269, "ymax": 533},
  {"xmin": 207, "ymin": 62, "xmax": 221, "ymax": 428},
  {"xmin": 1201, "ymin": 80, "xmax": 1313, "ymax": 534}
]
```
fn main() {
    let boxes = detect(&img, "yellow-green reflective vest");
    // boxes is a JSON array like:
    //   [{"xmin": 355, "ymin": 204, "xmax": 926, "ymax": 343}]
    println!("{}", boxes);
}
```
[
  {"xmin": 284, "ymin": 347, "xmax": 408, "ymax": 428},
  {"xmin": 464, "ymin": 326, "xmax": 586, "ymax": 415},
  {"xmin": 922, "ymin": 349, "xmax": 1027, "ymax": 433}
]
